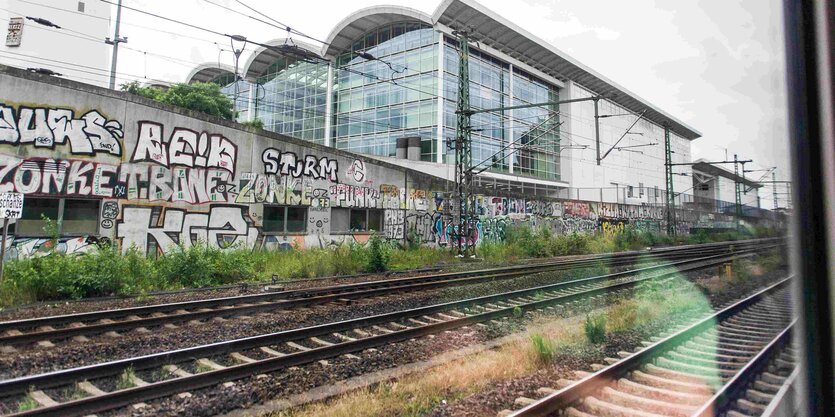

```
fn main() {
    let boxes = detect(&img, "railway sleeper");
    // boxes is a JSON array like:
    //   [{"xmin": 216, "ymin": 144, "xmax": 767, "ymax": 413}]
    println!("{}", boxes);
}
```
[
  {"xmin": 643, "ymin": 363, "xmax": 719, "ymax": 387},
  {"xmin": 674, "ymin": 345, "xmax": 751, "ymax": 363},
  {"xmin": 683, "ymin": 339, "xmax": 761, "ymax": 357},
  {"xmin": 655, "ymin": 356, "xmax": 736, "ymax": 380},
  {"xmin": 665, "ymin": 350, "xmax": 746, "ymax": 370},
  {"xmin": 580, "ymin": 395, "xmax": 668, "ymax": 417},
  {"xmin": 615, "ymin": 378, "xmax": 710, "ymax": 405},
  {"xmin": 598, "ymin": 386, "xmax": 696, "ymax": 417}
]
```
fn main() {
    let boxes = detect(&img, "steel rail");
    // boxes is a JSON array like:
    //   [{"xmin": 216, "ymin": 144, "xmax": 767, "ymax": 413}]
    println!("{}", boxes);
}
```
[
  {"xmin": 0, "ymin": 242, "xmax": 775, "ymax": 346},
  {"xmin": 0, "ymin": 252, "xmax": 752, "ymax": 412},
  {"xmin": 507, "ymin": 275, "xmax": 794, "ymax": 417}
]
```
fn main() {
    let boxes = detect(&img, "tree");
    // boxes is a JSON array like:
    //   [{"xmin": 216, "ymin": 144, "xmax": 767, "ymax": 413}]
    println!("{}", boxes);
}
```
[{"xmin": 120, "ymin": 81, "xmax": 235, "ymax": 120}]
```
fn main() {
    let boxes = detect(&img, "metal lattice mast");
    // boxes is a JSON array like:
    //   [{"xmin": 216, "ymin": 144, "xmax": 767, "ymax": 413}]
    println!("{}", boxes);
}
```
[
  {"xmin": 772, "ymin": 171, "xmax": 779, "ymax": 209},
  {"xmin": 453, "ymin": 30, "xmax": 473, "ymax": 256},
  {"xmin": 663, "ymin": 124, "xmax": 676, "ymax": 236},
  {"xmin": 734, "ymin": 154, "xmax": 743, "ymax": 229}
]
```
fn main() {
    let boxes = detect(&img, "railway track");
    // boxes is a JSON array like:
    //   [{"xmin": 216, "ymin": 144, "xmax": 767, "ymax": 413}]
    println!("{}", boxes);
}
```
[
  {"xmin": 0, "ymin": 239, "xmax": 779, "ymax": 347},
  {"xmin": 504, "ymin": 276, "xmax": 795, "ymax": 417},
  {"xmin": 0, "ymin": 250, "xmax": 757, "ymax": 417}
]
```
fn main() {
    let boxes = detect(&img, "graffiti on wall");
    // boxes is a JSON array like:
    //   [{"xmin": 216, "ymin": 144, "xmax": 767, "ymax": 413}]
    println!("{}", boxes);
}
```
[
  {"xmin": 0, "ymin": 104, "xmax": 124, "ymax": 155},
  {"xmin": 116, "ymin": 204, "xmax": 259, "ymax": 255},
  {"xmin": 384, "ymin": 209, "xmax": 405, "ymax": 240},
  {"xmin": 131, "ymin": 122, "xmax": 237, "ymax": 175},
  {"xmin": 0, "ymin": 100, "xmax": 744, "ymax": 258},
  {"xmin": 262, "ymin": 148, "xmax": 338, "ymax": 181},
  {"xmin": 2, "ymin": 236, "xmax": 107, "ymax": 260}
]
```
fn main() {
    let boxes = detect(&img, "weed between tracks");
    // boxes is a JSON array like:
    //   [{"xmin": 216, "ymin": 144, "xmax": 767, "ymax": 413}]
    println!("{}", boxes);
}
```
[{"xmin": 16, "ymin": 388, "xmax": 37, "ymax": 412}]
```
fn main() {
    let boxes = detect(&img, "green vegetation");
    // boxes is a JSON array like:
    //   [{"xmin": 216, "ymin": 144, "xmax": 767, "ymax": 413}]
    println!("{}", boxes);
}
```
[
  {"xmin": 512, "ymin": 306, "xmax": 523, "ymax": 318},
  {"xmin": 195, "ymin": 362, "xmax": 214, "ymax": 374},
  {"xmin": 120, "ymin": 81, "xmax": 235, "ymax": 120},
  {"xmin": 0, "ymin": 222, "xmax": 780, "ymax": 308},
  {"xmin": 17, "ymin": 388, "xmax": 38, "ymax": 412},
  {"xmin": 529, "ymin": 333, "xmax": 557, "ymax": 364},
  {"xmin": 366, "ymin": 235, "xmax": 389, "ymax": 273},
  {"xmin": 584, "ymin": 313, "xmax": 607, "ymax": 344},
  {"xmin": 241, "ymin": 118, "xmax": 265, "ymax": 129},
  {"xmin": 116, "ymin": 367, "xmax": 137, "ymax": 390}
]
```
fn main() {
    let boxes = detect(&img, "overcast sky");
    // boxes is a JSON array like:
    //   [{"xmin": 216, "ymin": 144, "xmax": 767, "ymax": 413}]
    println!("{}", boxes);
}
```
[{"xmin": 111, "ymin": 0, "xmax": 791, "ymax": 188}]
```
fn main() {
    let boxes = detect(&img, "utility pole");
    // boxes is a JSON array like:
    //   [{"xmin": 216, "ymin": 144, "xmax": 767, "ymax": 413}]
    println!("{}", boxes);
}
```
[
  {"xmin": 453, "ymin": 29, "xmax": 473, "ymax": 257},
  {"xmin": 594, "ymin": 98, "xmax": 601, "ymax": 165},
  {"xmin": 734, "ymin": 154, "xmax": 743, "ymax": 231},
  {"xmin": 106, "ymin": 0, "xmax": 127, "ymax": 89},
  {"xmin": 663, "ymin": 124, "xmax": 676, "ymax": 236},
  {"xmin": 772, "ymin": 171, "xmax": 778, "ymax": 209}
]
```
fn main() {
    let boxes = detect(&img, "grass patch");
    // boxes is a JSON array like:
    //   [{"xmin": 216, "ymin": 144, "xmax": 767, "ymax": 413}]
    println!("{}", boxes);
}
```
[
  {"xmin": 584, "ymin": 313, "xmax": 607, "ymax": 344},
  {"xmin": 529, "ymin": 333, "xmax": 557, "ymax": 364},
  {"xmin": 0, "ymin": 221, "xmax": 781, "ymax": 308},
  {"xmin": 17, "ymin": 388, "xmax": 38, "ymax": 412},
  {"xmin": 116, "ymin": 366, "xmax": 136, "ymax": 390}
]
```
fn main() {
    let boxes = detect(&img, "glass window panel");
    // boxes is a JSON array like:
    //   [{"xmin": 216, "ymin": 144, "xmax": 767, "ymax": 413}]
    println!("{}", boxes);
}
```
[
  {"xmin": 349, "ymin": 209, "xmax": 368, "ymax": 231},
  {"xmin": 263, "ymin": 206, "xmax": 285, "ymax": 233},
  {"xmin": 286, "ymin": 207, "xmax": 307, "ymax": 233},
  {"xmin": 62, "ymin": 199, "xmax": 99, "ymax": 235},
  {"xmin": 368, "ymin": 209, "xmax": 383, "ymax": 232},
  {"xmin": 18, "ymin": 197, "xmax": 59, "ymax": 236}
]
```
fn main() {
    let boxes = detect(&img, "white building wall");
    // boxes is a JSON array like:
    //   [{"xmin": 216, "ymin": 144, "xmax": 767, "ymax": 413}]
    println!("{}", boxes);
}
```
[
  {"xmin": 714, "ymin": 176, "xmax": 760, "ymax": 207},
  {"xmin": 0, "ymin": 0, "xmax": 110, "ymax": 86},
  {"xmin": 560, "ymin": 82, "xmax": 692, "ymax": 204}
]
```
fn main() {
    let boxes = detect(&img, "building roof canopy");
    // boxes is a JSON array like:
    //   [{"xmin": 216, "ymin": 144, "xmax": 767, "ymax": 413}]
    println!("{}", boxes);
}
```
[
  {"xmin": 692, "ymin": 159, "xmax": 762, "ymax": 189},
  {"xmin": 322, "ymin": 6, "xmax": 432, "ymax": 57},
  {"xmin": 243, "ymin": 38, "xmax": 323, "ymax": 80},
  {"xmin": 185, "ymin": 63, "xmax": 236, "ymax": 84}
]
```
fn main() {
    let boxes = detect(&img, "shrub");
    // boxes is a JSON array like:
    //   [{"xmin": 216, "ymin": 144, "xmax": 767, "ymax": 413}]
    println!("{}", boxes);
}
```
[
  {"xmin": 366, "ymin": 235, "xmax": 389, "ymax": 273},
  {"xmin": 512, "ymin": 306, "xmax": 523, "ymax": 318},
  {"xmin": 584, "ymin": 313, "xmax": 607, "ymax": 344}
]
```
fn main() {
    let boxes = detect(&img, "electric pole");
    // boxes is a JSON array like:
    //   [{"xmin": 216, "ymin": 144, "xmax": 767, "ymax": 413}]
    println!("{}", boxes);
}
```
[
  {"xmin": 734, "ymin": 154, "xmax": 743, "ymax": 231},
  {"xmin": 663, "ymin": 124, "xmax": 676, "ymax": 236},
  {"xmin": 772, "ymin": 171, "xmax": 778, "ymax": 209},
  {"xmin": 106, "ymin": 0, "xmax": 127, "ymax": 89},
  {"xmin": 453, "ymin": 29, "xmax": 473, "ymax": 257}
]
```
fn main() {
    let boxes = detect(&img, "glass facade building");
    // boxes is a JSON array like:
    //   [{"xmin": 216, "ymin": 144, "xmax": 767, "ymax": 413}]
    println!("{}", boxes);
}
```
[
  {"xmin": 196, "ymin": 12, "xmax": 584, "ymax": 183},
  {"xmin": 255, "ymin": 58, "xmax": 329, "ymax": 144},
  {"xmin": 333, "ymin": 22, "xmax": 438, "ymax": 160}
]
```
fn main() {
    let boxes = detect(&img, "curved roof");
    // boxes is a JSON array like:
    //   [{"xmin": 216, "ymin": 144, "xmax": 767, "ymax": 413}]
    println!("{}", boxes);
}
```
[
  {"xmin": 185, "ymin": 63, "xmax": 236, "ymax": 84},
  {"xmin": 432, "ymin": 0, "xmax": 701, "ymax": 140},
  {"xmin": 322, "ymin": 5, "xmax": 432, "ymax": 57},
  {"xmin": 243, "ymin": 38, "xmax": 323, "ymax": 80}
]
